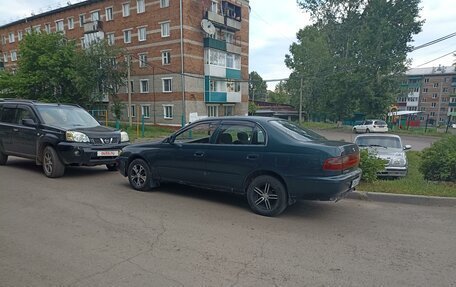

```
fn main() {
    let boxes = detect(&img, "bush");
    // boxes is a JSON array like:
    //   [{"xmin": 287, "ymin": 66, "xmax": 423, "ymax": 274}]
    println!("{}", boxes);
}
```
[
  {"xmin": 359, "ymin": 149, "xmax": 386, "ymax": 183},
  {"xmin": 419, "ymin": 135, "xmax": 456, "ymax": 182}
]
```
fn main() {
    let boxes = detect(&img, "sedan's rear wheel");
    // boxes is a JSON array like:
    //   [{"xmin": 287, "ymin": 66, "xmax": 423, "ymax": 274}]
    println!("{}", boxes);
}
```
[
  {"xmin": 42, "ymin": 146, "xmax": 65, "ymax": 178},
  {"xmin": 366, "ymin": 128, "xmax": 370, "ymax": 133},
  {"xmin": 0, "ymin": 150, "xmax": 8, "ymax": 165},
  {"xmin": 353, "ymin": 128, "xmax": 357, "ymax": 134},
  {"xmin": 128, "ymin": 159, "xmax": 152, "ymax": 191},
  {"xmin": 247, "ymin": 175, "xmax": 288, "ymax": 217}
]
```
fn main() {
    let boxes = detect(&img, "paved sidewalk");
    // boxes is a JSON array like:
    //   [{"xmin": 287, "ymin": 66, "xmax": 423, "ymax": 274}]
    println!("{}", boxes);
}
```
[{"xmin": 347, "ymin": 190, "xmax": 456, "ymax": 207}]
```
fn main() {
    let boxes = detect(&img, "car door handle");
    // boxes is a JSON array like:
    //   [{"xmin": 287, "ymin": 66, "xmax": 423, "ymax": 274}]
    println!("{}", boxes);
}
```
[
  {"xmin": 13, "ymin": 128, "xmax": 19, "ymax": 132},
  {"xmin": 246, "ymin": 154, "xmax": 259, "ymax": 160},
  {"xmin": 194, "ymin": 151, "xmax": 205, "ymax": 157}
]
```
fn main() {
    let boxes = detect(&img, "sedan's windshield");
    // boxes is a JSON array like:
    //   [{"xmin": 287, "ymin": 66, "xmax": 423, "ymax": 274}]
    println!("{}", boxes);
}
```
[
  {"xmin": 36, "ymin": 105, "xmax": 100, "ymax": 128},
  {"xmin": 270, "ymin": 120, "xmax": 326, "ymax": 141},
  {"xmin": 356, "ymin": 136, "xmax": 401, "ymax": 149}
]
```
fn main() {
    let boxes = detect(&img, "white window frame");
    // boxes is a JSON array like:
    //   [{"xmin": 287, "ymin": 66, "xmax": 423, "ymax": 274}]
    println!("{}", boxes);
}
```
[
  {"xmin": 79, "ymin": 14, "xmax": 85, "ymax": 27},
  {"xmin": 55, "ymin": 20, "xmax": 64, "ymax": 32},
  {"xmin": 17, "ymin": 31, "xmax": 23, "ymax": 41},
  {"xmin": 431, "ymin": 102, "xmax": 437, "ymax": 108},
  {"xmin": 162, "ymin": 78, "xmax": 172, "ymax": 92},
  {"xmin": 122, "ymin": 3, "xmax": 130, "ymax": 17},
  {"xmin": 139, "ymin": 53, "xmax": 148, "ymax": 68},
  {"xmin": 160, "ymin": 21, "xmax": 170, "ymax": 37},
  {"xmin": 207, "ymin": 105, "xmax": 219, "ymax": 117},
  {"xmin": 10, "ymin": 51, "xmax": 17, "ymax": 62},
  {"xmin": 160, "ymin": 0, "xmax": 170, "ymax": 8},
  {"xmin": 138, "ymin": 27, "xmax": 147, "ymax": 41},
  {"xmin": 130, "ymin": 105, "xmax": 136, "ymax": 118},
  {"xmin": 105, "ymin": 7, "xmax": 113, "ymax": 21},
  {"xmin": 211, "ymin": 0, "xmax": 218, "ymax": 13},
  {"xmin": 137, "ymin": 0, "xmax": 145, "ymax": 13},
  {"xmin": 161, "ymin": 50, "xmax": 171, "ymax": 65},
  {"xmin": 433, "ymin": 83, "xmax": 439, "ymax": 88},
  {"xmin": 91, "ymin": 10, "xmax": 100, "ymax": 21},
  {"xmin": 1, "ymin": 35, "xmax": 5, "ymax": 45},
  {"xmin": 141, "ymin": 105, "xmax": 150, "ymax": 119},
  {"xmin": 68, "ymin": 17, "xmax": 74, "ymax": 30},
  {"xmin": 140, "ymin": 79, "xmax": 149, "ymax": 93},
  {"xmin": 107, "ymin": 33, "xmax": 115, "ymax": 45},
  {"xmin": 33, "ymin": 25, "xmax": 41, "ymax": 33},
  {"xmin": 24, "ymin": 28, "xmax": 31, "ymax": 34},
  {"xmin": 44, "ymin": 23, "xmax": 51, "ymax": 33},
  {"xmin": 3, "ymin": 52, "xmax": 8, "ymax": 63},
  {"xmin": 163, "ymin": 105, "xmax": 173, "ymax": 119},
  {"xmin": 8, "ymin": 32, "xmax": 15, "ymax": 43},
  {"xmin": 123, "ymin": 29, "xmax": 132, "ymax": 43}
]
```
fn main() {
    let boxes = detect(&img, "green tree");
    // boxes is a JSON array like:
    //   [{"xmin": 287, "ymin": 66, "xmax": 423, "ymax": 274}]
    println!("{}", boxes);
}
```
[
  {"xmin": 287, "ymin": 0, "xmax": 423, "ymax": 119},
  {"xmin": 249, "ymin": 71, "xmax": 268, "ymax": 101},
  {"xmin": 267, "ymin": 81, "xmax": 289, "ymax": 104}
]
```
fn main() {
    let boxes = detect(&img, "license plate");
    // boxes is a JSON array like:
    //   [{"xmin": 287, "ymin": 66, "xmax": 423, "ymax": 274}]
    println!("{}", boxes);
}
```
[
  {"xmin": 97, "ymin": 150, "xmax": 119, "ymax": 157},
  {"xmin": 351, "ymin": 177, "xmax": 361, "ymax": 188}
]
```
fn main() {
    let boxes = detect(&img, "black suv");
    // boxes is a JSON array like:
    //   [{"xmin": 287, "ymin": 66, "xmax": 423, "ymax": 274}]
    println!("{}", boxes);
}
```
[{"xmin": 0, "ymin": 99, "xmax": 129, "ymax": 177}]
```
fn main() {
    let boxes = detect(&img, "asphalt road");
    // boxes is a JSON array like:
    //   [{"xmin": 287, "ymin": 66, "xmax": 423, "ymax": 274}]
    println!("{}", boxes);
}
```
[
  {"xmin": 316, "ymin": 129, "xmax": 439, "ymax": 151},
  {"xmin": 1, "ymin": 157, "xmax": 455, "ymax": 286}
]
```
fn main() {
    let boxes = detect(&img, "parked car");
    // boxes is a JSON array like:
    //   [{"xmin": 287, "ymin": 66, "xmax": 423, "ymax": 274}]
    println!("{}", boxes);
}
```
[
  {"xmin": 0, "ymin": 99, "xmax": 130, "ymax": 178},
  {"xmin": 354, "ymin": 134, "xmax": 411, "ymax": 178},
  {"xmin": 353, "ymin": 119, "xmax": 388, "ymax": 133},
  {"xmin": 117, "ymin": 116, "xmax": 362, "ymax": 217}
]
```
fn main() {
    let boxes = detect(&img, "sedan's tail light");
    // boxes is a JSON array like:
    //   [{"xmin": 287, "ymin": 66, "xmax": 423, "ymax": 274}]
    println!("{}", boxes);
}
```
[{"xmin": 323, "ymin": 153, "xmax": 360, "ymax": 171}]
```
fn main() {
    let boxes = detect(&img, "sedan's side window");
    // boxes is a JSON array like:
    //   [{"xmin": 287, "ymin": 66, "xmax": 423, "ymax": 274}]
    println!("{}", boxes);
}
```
[
  {"xmin": 216, "ymin": 124, "xmax": 254, "ymax": 145},
  {"xmin": 365, "ymin": 120, "xmax": 373, "ymax": 125},
  {"xmin": 174, "ymin": 122, "xmax": 217, "ymax": 144}
]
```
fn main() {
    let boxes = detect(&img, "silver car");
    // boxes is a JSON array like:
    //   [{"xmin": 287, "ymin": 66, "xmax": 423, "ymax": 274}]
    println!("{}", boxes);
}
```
[{"xmin": 354, "ymin": 134, "xmax": 411, "ymax": 178}]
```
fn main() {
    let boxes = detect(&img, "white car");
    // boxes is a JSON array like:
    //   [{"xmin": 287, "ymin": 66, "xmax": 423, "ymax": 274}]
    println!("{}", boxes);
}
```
[{"xmin": 353, "ymin": 120, "xmax": 388, "ymax": 133}]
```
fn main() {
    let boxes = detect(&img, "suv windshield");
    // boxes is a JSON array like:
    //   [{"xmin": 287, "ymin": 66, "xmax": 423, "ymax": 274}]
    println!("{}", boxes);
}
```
[
  {"xmin": 270, "ymin": 120, "xmax": 326, "ymax": 141},
  {"xmin": 36, "ymin": 105, "xmax": 100, "ymax": 128}
]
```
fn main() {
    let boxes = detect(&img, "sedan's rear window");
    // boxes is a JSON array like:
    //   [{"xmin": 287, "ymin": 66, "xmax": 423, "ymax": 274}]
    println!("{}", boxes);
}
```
[
  {"xmin": 374, "ymin": 120, "xmax": 387, "ymax": 125},
  {"xmin": 270, "ymin": 120, "xmax": 326, "ymax": 141}
]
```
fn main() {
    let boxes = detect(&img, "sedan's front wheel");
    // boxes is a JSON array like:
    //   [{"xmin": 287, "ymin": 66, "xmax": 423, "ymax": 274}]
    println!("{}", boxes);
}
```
[
  {"xmin": 247, "ymin": 175, "xmax": 288, "ymax": 217},
  {"xmin": 128, "ymin": 159, "xmax": 152, "ymax": 191}
]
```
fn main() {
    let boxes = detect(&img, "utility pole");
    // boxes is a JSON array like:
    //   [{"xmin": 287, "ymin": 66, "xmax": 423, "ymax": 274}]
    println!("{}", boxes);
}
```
[
  {"xmin": 127, "ymin": 54, "xmax": 132, "ymax": 127},
  {"xmin": 299, "ymin": 76, "xmax": 303, "ymax": 123}
]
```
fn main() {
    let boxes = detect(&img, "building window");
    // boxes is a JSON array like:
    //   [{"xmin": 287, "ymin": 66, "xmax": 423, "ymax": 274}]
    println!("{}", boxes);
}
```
[
  {"xmin": 432, "ymin": 93, "xmax": 438, "ymax": 99},
  {"xmin": 122, "ymin": 3, "xmax": 130, "ymax": 17},
  {"xmin": 128, "ymin": 80, "xmax": 135, "ymax": 93},
  {"xmin": 107, "ymin": 33, "xmax": 115, "ymax": 45},
  {"xmin": 423, "ymin": 88, "xmax": 428, "ymax": 93},
  {"xmin": 25, "ymin": 28, "xmax": 31, "ymax": 34},
  {"xmin": 123, "ymin": 29, "xmax": 132, "ymax": 43},
  {"xmin": 130, "ymin": 105, "xmax": 136, "ymax": 118},
  {"xmin": 139, "ymin": 53, "xmax": 147, "ymax": 68},
  {"xmin": 424, "ymin": 78, "xmax": 429, "ymax": 83},
  {"xmin": 1, "ymin": 35, "xmax": 5, "ymax": 45},
  {"xmin": 17, "ymin": 31, "xmax": 23, "ymax": 41},
  {"xmin": 163, "ymin": 105, "xmax": 173, "ymax": 119},
  {"xmin": 140, "ymin": 79, "xmax": 149, "ymax": 93},
  {"xmin": 10, "ymin": 51, "xmax": 17, "ymax": 61},
  {"xmin": 160, "ymin": 22, "xmax": 170, "ymax": 37},
  {"xmin": 211, "ymin": 0, "xmax": 218, "ymax": 13},
  {"xmin": 79, "ymin": 14, "xmax": 85, "ymax": 26},
  {"xmin": 68, "ymin": 17, "xmax": 74, "ymax": 29},
  {"xmin": 2, "ymin": 53, "xmax": 7, "ymax": 63},
  {"xmin": 442, "ymin": 97, "xmax": 447, "ymax": 102},
  {"xmin": 420, "ymin": 107, "xmax": 426, "ymax": 111},
  {"xmin": 44, "ymin": 23, "xmax": 51, "ymax": 33},
  {"xmin": 141, "ymin": 105, "xmax": 150, "ymax": 118},
  {"xmin": 431, "ymin": 102, "xmax": 436, "ymax": 108},
  {"xmin": 430, "ymin": 112, "xmax": 435, "ymax": 117},
  {"xmin": 224, "ymin": 105, "xmax": 234, "ymax": 116},
  {"xmin": 207, "ymin": 105, "xmax": 219, "ymax": 117},
  {"xmin": 8, "ymin": 32, "xmax": 15, "ymax": 43},
  {"xmin": 137, "ymin": 0, "xmax": 145, "ymax": 13},
  {"xmin": 160, "ymin": 0, "xmax": 169, "ymax": 8},
  {"xmin": 33, "ymin": 25, "xmax": 41, "ymax": 33},
  {"xmin": 162, "ymin": 78, "xmax": 172, "ymax": 92},
  {"xmin": 55, "ymin": 20, "xmax": 64, "ymax": 32},
  {"xmin": 91, "ymin": 11, "xmax": 100, "ymax": 21},
  {"xmin": 443, "ymin": 87, "xmax": 448, "ymax": 93},
  {"xmin": 433, "ymin": 83, "xmax": 439, "ymax": 88},
  {"xmin": 138, "ymin": 27, "xmax": 147, "ymax": 41},
  {"xmin": 161, "ymin": 50, "xmax": 171, "ymax": 65},
  {"xmin": 105, "ymin": 7, "xmax": 113, "ymax": 21}
]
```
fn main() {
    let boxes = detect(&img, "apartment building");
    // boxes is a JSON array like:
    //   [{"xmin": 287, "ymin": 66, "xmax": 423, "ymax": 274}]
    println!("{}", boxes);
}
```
[
  {"xmin": 397, "ymin": 65, "xmax": 456, "ymax": 125},
  {"xmin": 0, "ymin": 0, "xmax": 250, "ymax": 125}
]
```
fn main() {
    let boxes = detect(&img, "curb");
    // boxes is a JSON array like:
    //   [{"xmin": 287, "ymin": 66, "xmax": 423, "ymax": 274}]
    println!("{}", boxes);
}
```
[{"xmin": 346, "ymin": 191, "xmax": 456, "ymax": 207}]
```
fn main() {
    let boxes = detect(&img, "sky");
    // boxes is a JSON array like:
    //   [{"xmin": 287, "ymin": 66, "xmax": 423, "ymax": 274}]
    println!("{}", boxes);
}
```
[{"xmin": 1, "ymin": 0, "xmax": 455, "ymax": 89}]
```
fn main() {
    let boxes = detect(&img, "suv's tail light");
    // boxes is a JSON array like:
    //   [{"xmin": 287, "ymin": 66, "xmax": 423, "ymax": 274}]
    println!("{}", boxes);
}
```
[{"xmin": 323, "ymin": 153, "xmax": 360, "ymax": 171}]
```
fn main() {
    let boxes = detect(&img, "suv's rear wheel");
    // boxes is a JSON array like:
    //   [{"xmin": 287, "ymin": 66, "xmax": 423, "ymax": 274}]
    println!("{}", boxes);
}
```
[
  {"xmin": 128, "ymin": 159, "xmax": 152, "ymax": 191},
  {"xmin": 43, "ymin": 146, "xmax": 65, "ymax": 178},
  {"xmin": 0, "ymin": 150, "xmax": 8, "ymax": 165},
  {"xmin": 246, "ymin": 175, "xmax": 288, "ymax": 217}
]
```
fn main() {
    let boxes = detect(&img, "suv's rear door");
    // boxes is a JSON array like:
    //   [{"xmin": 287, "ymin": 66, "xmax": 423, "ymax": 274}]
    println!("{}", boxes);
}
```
[
  {"xmin": 10, "ymin": 105, "xmax": 39, "ymax": 157},
  {"xmin": 0, "ymin": 104, "xmax": 17, "ymax": 153}
]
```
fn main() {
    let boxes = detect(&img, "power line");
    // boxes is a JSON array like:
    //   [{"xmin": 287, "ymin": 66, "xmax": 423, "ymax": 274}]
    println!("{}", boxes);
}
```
[
  {"xmin": 411, "ymin": 31, "xmax": 456, "ymax": 51},
  {"xmin": 415, "ymin": 50, "xmax": 456, "ymax": 67}
]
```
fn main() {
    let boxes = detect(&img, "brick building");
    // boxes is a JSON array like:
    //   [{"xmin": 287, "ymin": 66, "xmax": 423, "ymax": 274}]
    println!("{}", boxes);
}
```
[
  {"xmin": 0, "ymin": 0, "xmax": 250, "ymax": 125},
  {"xmin": 396, "ymin": 65, "xmax": 456, "ymax": 125}
]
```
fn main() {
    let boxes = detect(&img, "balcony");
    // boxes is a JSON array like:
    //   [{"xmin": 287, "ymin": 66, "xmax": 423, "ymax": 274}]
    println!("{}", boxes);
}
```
[
  {"xmin": 225, "ymin": 17, "xmax": 241, "ymax": 31},
  {"xmin": 206, "ymin": 11, "xmax": 225, "ymax": 26},
  {"xmin": 83, "ymin": 20, "xmax": 103, "ymax": 34},
  {"xmin": 449, "ymin": 102, "xmax": 456, "ymax": 107},
  {"xmin": 204, "ymin": 37, "xmax": 226, "ymax": 51}
]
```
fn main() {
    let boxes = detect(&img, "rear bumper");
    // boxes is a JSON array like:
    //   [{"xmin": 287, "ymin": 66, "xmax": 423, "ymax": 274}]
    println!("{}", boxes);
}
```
[
  {"xmin": 57, "ymin": 142, "xmax": 129, "ymax": 166},
  {"xmin": 378, "ymin": 167, "xmax": 407, "ymax": 177},
  {"xmin": 285, "ymin": 168, "xmax": 362, "ymax": 201}
]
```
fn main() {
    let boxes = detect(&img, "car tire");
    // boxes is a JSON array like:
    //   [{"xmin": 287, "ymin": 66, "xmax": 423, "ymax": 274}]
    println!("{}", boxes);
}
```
[
  {"xmin": 128, "ymin": 159, "xmax": 152, "ymax": 191},
  {"xmin": 366, "ymin": 129, "xmax": 370, "ymax": 133},
  {"xmin": 106, "ymin": 163, "xmax": 118, "ymax": 171},
  {"xmin": 0, "ymin": 150, "xmax": 8, "ymax": 165},
  {"xmin": 42, "ymin": 146, "xmax": 65, "ymax": 178},
  {"xmin": 353, "ymin": 128, "xmax": 357, "ymax": 134},
  {"xmin": 246, "ymin": 175, "xmax": 288, "ymax": 217}
]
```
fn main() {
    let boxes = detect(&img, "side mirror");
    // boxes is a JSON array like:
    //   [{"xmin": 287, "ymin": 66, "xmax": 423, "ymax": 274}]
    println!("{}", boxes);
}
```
[
  {"xmin": 22, "ymin": 118, "xmax": 37, "ymax": 127},
  {"xmin": 403, "ymin": 145, "xmax": 412, "ymax": 150}
]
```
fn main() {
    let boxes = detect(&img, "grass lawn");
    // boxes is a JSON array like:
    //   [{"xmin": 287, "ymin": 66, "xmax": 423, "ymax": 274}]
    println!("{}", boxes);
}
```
[
  {"xmin": 358, "ymin": 151, "xmax": 456, "ymax": 197},
  {"xmin": 116, "ymin": 124, "xmax": 177, "ymax": 142}
]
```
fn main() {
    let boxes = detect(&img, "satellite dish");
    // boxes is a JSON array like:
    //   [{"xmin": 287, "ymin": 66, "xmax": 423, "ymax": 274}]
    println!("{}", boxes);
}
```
[{"xmin": 201, "ymin": 19, "xmax": 216, "ymax": 35}]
